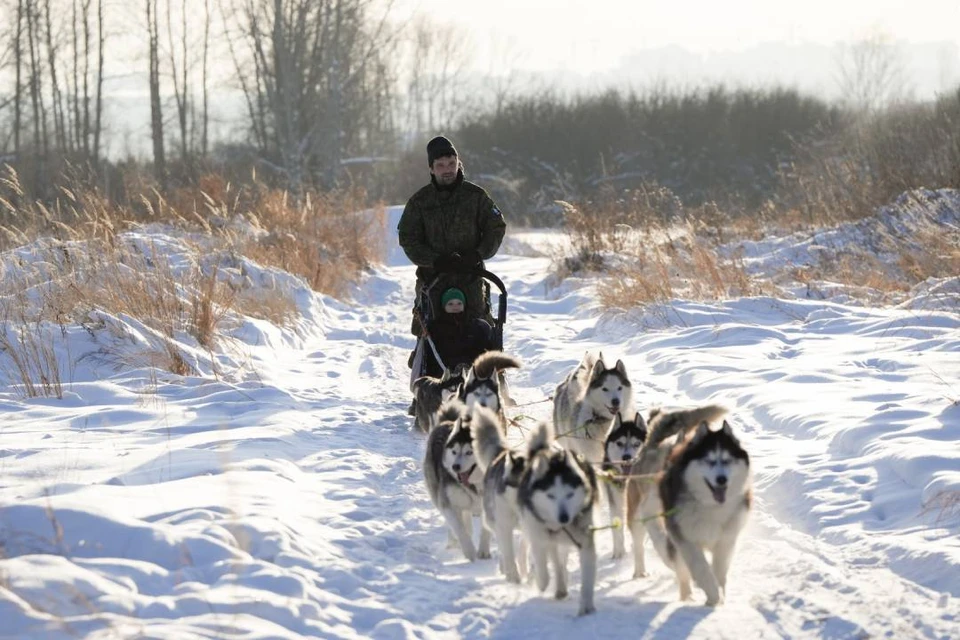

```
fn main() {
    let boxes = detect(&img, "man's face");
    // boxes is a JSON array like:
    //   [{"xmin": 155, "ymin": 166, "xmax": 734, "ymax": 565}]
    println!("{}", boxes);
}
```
[{"xmin": 431, "ymin": 155, "xmax": 459, "ymax": 185}]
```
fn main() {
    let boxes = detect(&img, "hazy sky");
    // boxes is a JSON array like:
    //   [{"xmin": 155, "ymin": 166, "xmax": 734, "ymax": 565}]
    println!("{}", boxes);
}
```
[{"xmin": 395, "ymin": 0, "xmax": 960, "ymax": 74}]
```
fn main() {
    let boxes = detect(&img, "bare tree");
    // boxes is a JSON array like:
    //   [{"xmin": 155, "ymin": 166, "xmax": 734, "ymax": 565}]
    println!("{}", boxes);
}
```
[
  {"xmin": 81, "ymin": 0, "xmax": 91, "ymax": 156},
  {"xmin": 201, "ymin": 0, "xmax": 211, "ymax": 156},
  {"xmin": 146, "ymin": 0, "xmax": 166, "ymax": 185},
  {"xmin": 835, "ymin": 30, "xmax": 909, "ymax": 113},
  {"xmin": 225, "ymin": 0, "xmax": 400, "ymax": 191},
  {"xmin": 404, "ymin": 17, "xmax": 470, "ymax": 137},
  {"xmin": 92, "ymin": 0, "xmax": 104, "ymax": 166},
  {"xmin": 14, "ymin": 0, "xmax": 25, "ymax": 156},
  {"xmin": 166, "ymin": 0, "xmax": 190, "ymax": 162},
  {"xmin": 42, "ymin": 0, "xmax": 67, "ymax": 151},
  {"xmin": 26, "ymin": 2, "xmax": 49, "ymax": 160},
  {"xmin": 485, "ymin": 34, "xmax": 522, "ymax": 117},
  {"xmin": 70, "ymin": 0, "xmax": 81, "ymax": 152}
]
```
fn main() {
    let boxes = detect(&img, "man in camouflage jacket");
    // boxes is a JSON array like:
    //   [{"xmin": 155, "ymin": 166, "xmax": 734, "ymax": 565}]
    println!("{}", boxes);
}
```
[{"xmin": 398, "ymin": 136, "xmax": 506, "ymax": 335}]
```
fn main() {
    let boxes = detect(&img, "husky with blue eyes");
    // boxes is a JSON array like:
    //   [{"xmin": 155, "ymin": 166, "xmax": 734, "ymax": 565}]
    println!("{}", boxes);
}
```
[
  {"xmin": 554, "ymin": 351, "xmax": 635, "ymax": 466},
  {"xmin": 516, "ymin": 419, "xmax": 598, "ymax": 616},
  {"xmin": 625, "ymin": 405, "xmax": 752, "ymax": 606},
  {"xmin": 423, "ymin": 401, "xmax": 491, "ymax": 562}
]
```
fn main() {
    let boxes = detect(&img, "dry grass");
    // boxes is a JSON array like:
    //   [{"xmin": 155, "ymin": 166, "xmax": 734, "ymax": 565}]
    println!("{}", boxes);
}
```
[
  {"xmin": 0, "ymin": 166, "xmax": 379, "ymax": 392},
  {"xmin": 0, "ymin": 165, "xmax": 384, "ymax": 298},
  {"xmin": 921, "ymin": 489, "xmax": 960, "ymax": 524},
  {"xmin": 598, "ymin": 234, "xmax": 760, "ymax": 309},
  {"xmin": 196, "ymin": 177, "xmax": 385, "ymax": 299},
  {"xmin": 553, "ymin": 170, "xmax": 958, "ymax": 312},
  {"xmin": 554, "ymin": 190, "xmax": 762, "ymax": 309},
  {"xmin": 0, "ymin": 307, "xmax": 65, "ymax": 399},
  {"xmin": 777, "ymin": 94, "xmax": 960, "ymax": 226}
]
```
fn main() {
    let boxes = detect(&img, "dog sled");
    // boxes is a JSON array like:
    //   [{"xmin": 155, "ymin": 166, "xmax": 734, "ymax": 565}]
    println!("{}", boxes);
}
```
[{"xmin": 409, "ymin": 267, "xmax": 508, "ymax": 388}]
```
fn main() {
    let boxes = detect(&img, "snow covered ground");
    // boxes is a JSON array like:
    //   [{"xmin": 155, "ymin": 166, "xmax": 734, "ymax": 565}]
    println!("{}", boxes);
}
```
[{"xmin": 0, "ymin": 196, "xmax": 957, "ymax": 639}]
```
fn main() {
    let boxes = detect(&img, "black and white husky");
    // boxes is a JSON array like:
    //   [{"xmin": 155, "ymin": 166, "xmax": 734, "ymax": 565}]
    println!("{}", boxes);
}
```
[
  {"xmin": 460, "ymin": 351, "xmax": 522, "ymax": 425},
  {"xmin": 470, "ymin": 405, "xmax": 527, "ymax": 583},
  {"xmin": 554, "ymin": 351, "xmax": 634, "ymax": 465},
  {"xmin": 423, "ymin": 402, "xmax": 490, "ymax": 562},
  {"xmin": 412, "ymin": 364, "xmax": 468, "ymax": 432},
  {"xmin": 625, "ymin": 405, "xmax": 752, "ymax": 606},
  {"xmin": 601, "ymin": 411, "xmax": 647, "ymax": 559},
  {"xmin": 517, "ymin": 420, "xmax": 599, "ymax": 616}
]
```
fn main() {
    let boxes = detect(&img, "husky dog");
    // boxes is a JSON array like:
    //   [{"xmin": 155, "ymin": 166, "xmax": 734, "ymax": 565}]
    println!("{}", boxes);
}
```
[
  {"xmin": 554, "ymin": 351, "xmax": 634, "ymax": 465},
  {"xmin": 470, "ymin": 405, "xmax": 527, "ymax": 583},
  {"xmin": 626, "ymin": 405, "xmax": 751, "ymax": 606},
  {"xmin": 517, "ymin": 420, "xmax": 598, "ymax": 616},
  {"xmin": 412, "ymin": 364, "xmax": 468, "ymax": 432},
  {"xmin": 601, "ymin": 411, "xmax": 648, "ymax": 559},
  {"xmin": 460, "ymin": 351, "xmax": 522, "ymax": 424},
  {"xmin": 423, "ymin": 402, "xmax": 491, "ymax": 561},
  {"xmin": 625, "ymin": 405, "xmax": 727, "ymax": 580}
]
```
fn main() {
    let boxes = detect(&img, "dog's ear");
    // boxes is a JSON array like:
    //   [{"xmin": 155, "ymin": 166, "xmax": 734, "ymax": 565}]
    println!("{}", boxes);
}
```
[
  {"xmin": 634, "ymin": 411, "xmax": 648, "ymax": 441},
  {"xmin": 589, "ymin": 358, "xmax": 605, "ymax": 381},
  {"xmin": 691, "ymin": 421, "xmax": 710, "ymax": 442},
  {"xmin": 720, "ymin": 419, "xmax": 741, "ymax": 444},
  {"xmin": 530, "ymin": 453, "xmax": 550, "ymax": 480},
  {"xmin": 505, "ymin": 453, "xmax": 526, "ymax": 485},
  {"xmin": 614, "ymin": 359, "xmax": 628, "ymax": 378},
  {"xmin": 440, "ymin": 368, "xmax": 451, "ymax": 382}
]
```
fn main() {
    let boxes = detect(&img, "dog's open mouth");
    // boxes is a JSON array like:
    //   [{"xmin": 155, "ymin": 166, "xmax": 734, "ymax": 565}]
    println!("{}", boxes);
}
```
[
  {"xmin": 457, "ymin": 470, "xmax": 473, "ymax": 485},
  {"xmin": 706, "ymin": 480, "xmax": 727, "ymax": 504}
]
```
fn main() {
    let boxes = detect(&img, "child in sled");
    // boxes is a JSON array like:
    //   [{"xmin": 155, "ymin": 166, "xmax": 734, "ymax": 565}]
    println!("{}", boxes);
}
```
[{"xmin": 424, "ymin": 287, "xmax": 495, "ymax": 378}]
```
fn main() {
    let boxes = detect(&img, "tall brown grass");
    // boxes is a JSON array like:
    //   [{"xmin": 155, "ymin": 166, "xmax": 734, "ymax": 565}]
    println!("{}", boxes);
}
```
[
  {"xmin": 778, "ymin": 91, "xmax": 960, "ymax": 225},
  {"xmin": 0, "ymin": 166, "xmax": 382, "ymax": 394},
  {"xmin": 554, "ymin": 188, "xmax": 761, "ymax": 309}
]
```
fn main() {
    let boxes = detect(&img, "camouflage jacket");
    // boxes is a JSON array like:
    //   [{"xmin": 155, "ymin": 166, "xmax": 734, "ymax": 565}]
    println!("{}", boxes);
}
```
[{"xmin": 397, "ymin": 169, "xmax": 506, "ymax": 280}]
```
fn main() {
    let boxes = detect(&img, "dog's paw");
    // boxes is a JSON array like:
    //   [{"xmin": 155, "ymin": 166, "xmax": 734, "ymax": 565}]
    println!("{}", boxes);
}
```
[
  {"xmin": 477, "ymin": 548, "xmax": 492, "ymax": 560},
  {"xmin": 632, "ymin": 569, "xmax": 649, "ymax": 579},
  {"xmin": 703, "ymin": 592, "xmax": 724, "ymax": 607},
  {"xmin": 554, "ymin": 587, "xmax": 568, "ymax": 600},
  {"xmin": 578, "ymin": 603, "xmax": 596, "ymax": 616},
  {"xmin": 611, "ymin": 547, "xmax": 625, "ymax": 560},
  {"xmin": 504, "ymin": 570, "xmax": 521, "ymax": 584}
]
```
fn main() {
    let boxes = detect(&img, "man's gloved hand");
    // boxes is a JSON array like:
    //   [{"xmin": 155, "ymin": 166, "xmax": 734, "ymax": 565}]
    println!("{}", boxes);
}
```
[
  {"xmin": 433, "ymin": 252, "xmax": 462, "ymax": 272},
  {"xmin": 461, "ymin": 249, "xmax": 483, "ymax": 268}
]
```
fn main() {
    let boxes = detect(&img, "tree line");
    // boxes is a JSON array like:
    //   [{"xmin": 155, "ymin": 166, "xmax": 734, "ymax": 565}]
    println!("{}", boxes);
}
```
[{"xmin": 0, "ymin": 3, "xmax": 956, "ymax": 223}]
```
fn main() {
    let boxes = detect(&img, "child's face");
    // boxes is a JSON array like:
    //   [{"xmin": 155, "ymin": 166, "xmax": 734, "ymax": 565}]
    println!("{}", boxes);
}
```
[{"xmin": 444, "ymin": 299, "xmax": 464, "ymax": 314}]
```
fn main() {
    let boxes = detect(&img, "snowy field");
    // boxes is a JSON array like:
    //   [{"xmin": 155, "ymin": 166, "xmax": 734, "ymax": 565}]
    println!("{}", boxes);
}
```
[{"xmin": 0, "ymin": 194, "xmax": 957, "ymax": 639}]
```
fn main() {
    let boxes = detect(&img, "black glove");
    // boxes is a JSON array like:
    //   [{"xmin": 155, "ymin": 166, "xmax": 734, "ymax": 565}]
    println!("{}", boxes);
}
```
[
  {"xmin": 433, "ymin": 252, "xmax": 462, "ymax": 272},
  {"xmin": 461, "ymin": 249, "xmax": 483, "ymax": 268}
]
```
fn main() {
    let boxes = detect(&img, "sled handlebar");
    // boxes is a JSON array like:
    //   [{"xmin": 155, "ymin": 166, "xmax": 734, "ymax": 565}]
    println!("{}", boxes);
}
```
[{"xmin": 425, "ymin": 267, "xmax": 507, "ymax": 329}]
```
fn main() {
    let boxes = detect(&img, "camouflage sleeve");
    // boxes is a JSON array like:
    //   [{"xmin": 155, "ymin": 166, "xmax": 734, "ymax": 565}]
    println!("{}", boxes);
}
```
[
  {"xmin": 397, "ymin": 199, "xmax": 441, "ymax": 268},
  {"xmin": 476, "ymin": 192, "xmax": 506, "ymax": 260}
]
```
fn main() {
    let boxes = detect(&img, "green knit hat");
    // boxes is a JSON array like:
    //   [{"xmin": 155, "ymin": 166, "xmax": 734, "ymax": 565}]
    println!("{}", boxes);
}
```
[{"xmin": 441, "ymin": 287, "xmax": 466, "ymax": 309}]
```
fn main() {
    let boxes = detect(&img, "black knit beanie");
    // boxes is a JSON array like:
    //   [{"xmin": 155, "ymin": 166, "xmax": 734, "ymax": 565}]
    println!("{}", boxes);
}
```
[{"xmin": 427, "ymin": 136, "xmax": 458, "ymax": 166}]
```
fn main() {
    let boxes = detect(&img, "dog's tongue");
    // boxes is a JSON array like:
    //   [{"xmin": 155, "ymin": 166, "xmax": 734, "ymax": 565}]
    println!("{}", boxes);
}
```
[
  {"xmin": 458, "ymin": 471, "xmax": 472, "ymax": 485},
  {"xmin": 708, "ymin": 481, "xmax": 727, "ymax": 504}
]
